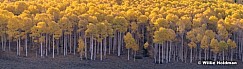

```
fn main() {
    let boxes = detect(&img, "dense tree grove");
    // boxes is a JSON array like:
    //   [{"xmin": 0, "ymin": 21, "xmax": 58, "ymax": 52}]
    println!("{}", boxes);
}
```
[{"xmin": 1, "ymin": 0, "xmax": 243, "ymax": 64}]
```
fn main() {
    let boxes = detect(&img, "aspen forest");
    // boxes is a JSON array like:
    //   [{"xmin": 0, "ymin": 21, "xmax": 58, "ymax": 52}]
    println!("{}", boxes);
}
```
[{"xmin": 0, "ymin": 0, "xmax": 243, "ymax": 69}]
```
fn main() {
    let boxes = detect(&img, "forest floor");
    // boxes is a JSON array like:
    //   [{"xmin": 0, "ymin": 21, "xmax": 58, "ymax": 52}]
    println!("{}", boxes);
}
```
[{"xmin": 0, "ymin": 51, "xmax": 243, "ymax": 69}]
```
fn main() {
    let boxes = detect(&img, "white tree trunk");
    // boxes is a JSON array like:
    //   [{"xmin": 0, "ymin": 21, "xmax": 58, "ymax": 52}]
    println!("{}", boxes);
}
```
[
  {"xmin": 104, "ymin": 37, "xmax": 107, "ymax": 57},
  {"xmin": 190, "ymin": 48, "xmax": 193, "ymax": 63},
  {"xmin": 84, "ymin": 36, "xmax": 87, "ymax": 59},
  {"xmin": 118, "ymin": 32, "xmax": 121, "ymax": 56},
  {"xmin": 94, "ymin": 40, "xmax": 96, "ymax": 60},
  {"xmin": 223, "ymin": 50, "xmax": 225, "ymax": 61},
  {"xmin": 41, "ymin": 41, "xmax": 43, "ymax": 57},
  {"xmin": 109, "ymin": 37, "xmax": 112, "ymax": 54},
  {"xmin": 90, "ymin": 36, "xmax": 94, "ymax": 60},
  {"xmin": 205, "ymin": 49, "xmax": 207, "ymax": 60}
]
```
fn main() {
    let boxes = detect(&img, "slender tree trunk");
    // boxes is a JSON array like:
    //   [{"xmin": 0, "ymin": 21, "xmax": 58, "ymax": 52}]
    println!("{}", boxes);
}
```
[
  {"xmin": 113, "ymin": 32, "xmax": 117, "ymax": 54},
  {"xmin": 109, "ymin": 36, "xmax": 111, "ymax": 54},
  {"xmin": 45, "ymin": 35, "xmax": 47, "ymax": 56},
  {"xmin": 128, "ymin": 49, "xmax": 130, "ymax": 60},
  {"xmin": 199, "ymin": 47, "xmax": 201, "ymax": 61},
  {"xmin": 17, "ymin": 39, "xmax": 18, "ymax": 56},
  {"xmin": 19, "ymin": 38, "xmax": 21, "ymax": 56},
  {"xmin": 64, "ymin": 35, "xmax": 66, "ymax": 56},
  {"xmin": 161, "ymin": 43, "xmax": 164, "ymax": 63},
  {"xmin": 84, "ymin": 36, "xmax": 87, "ymax": 59},
  {"xmin": 159, "ymin": 44, "xmax": 161, "ymax": 64},
  {"xmin": 223, "ymin": 50, "xmax": 225, "ymax": 61},
  {"xmin": 90, "ymin": 36, "xmax": 94, "ymax": 60},
  {"xmin": 166, "ymin": 41, "xmax": 169, "ymax": 63},
  {"xmin": 41, "ymin": 41, "xmax": 43, "ymax": 57},
  {"xmin": 74, "ymin": 33, "xmax": 76, "ymax": 55},
  {"xmin": 154, "ymin": 43, "xmax": 157, "ymax": 63},
  {"xmin": 118, "ymin": 32, "xmax": 121, "ymax": 56},
  {"xmin": 204, "ymin": 49, "xmax": 207, "ymax": 61},
  {"xmin": 190, "ymin": 48, "xmax": 193, "ymax": 63},
  {"xmin": 231, "ymin": 49, "xmax": 233, "ymax": 61},
  {"xmin": 53, "ymin": 34, "xmax": 55, "ymax": 58},
  {"xmin": 48, "ymin": 35, "xmax": 51, "ymax": 53},
  {"xmin": 169, "ymin": 41, "xmax": 172, "ymax": 62},
  {"xmin": 134, "ymin": 51, "xmax": 136, "ymax": 61},
  {"xmin": 100, "ymin": 40, "xmax": 103, "ymax": 61},
  {"xmin": 25, "ymin": 37, "xmax": 28, "ymax": 57},
  {"xmin": 1, "ymin": 36, "xmax": 3, "ymax": 51},
  {"xmin": 69, "ymin": 34, "xmax": 72, "ymax": 54},
  {"xmin": 57, "ymin": 39, "xmax": 59, "ymax": 55},
  {"xmin": 4, "ymin": 35, "xmax": 6, "ymax": 51},
  {"xmin": 94, "ymin": 40, "xmax": 96, "ymax": 60},
  {"xmin": 80, "ymin": 51, "xmax": 83, "ymax": 60},
  {"xmin": 104, "ymin": 37, "xmax": 107, "ymax": 57},
  {"xmin": 8, "ymin": 40, "xmax": 10, "ymax": 51},
  {"xmin": 184, "ymin": 46, "xmax": 188, "ymax": 63},
  {"xmin": 181, "ymin": 35, "xmax": 184, "ymax": 62}
]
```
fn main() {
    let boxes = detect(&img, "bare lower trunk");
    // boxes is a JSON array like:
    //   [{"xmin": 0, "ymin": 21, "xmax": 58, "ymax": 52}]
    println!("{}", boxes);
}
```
[
  {"xmin": 214, "ymin": 53, "xmax": 217, "ymax": 61},
  {"xmin": 8, "ymin": 40, "xmax": 10, "ymax": 51},
  {"xmin": 181, "ymin": 35, "xmax": 184, "ymax": 62},
  {"xmin": 94, "ymin": 40, "xmax": 96, "ymax": 60},
  {"xmin": 223, "ymin": 50, "xmax": 225, "ymax": 61},
  {"xmin": 41, "ymin": 41, "xmax": 43, "ymax": 57},
  {"xmin": 17, "ymin": 39, "xmax": 18, "ymax": 56},
  {"xmin": 46, "ymin": 35, "xmax": 48, "ymax": 56},
  {"xmin": 100, "ymin": 40, "xmax": 103, "ymax": 61},
  {"xmin": 104, "ymin": 37, "xmax": 107, "ymax": 57},
  {"xmin": 74, "ymin": 33, "xmax": 76, "ymax": 55},
  {"xmin": 134, "ymin": 51, "xmax": 136, "ymax": 61},
  {"xmin": 128, "ymin": 49, "xmax": 130, "ymax": 60},
  {"xmin": 19, "ymin": 38, "xmax": 21, "ymax": 56},
  {"xmin": 204, "ymin": 49, "xmax": 207, "ymax": 60},
  {"xmin": 159, "ymin": 44, "xmax": 161, "ymax": 64},
  {"xmin": 85, "ymin": 36, "xmax": 87, "ymax": 59},
  {"xmin": 25, "ymin": 37, "xmax": 28, "ymax": 57},
  {"xmin": 169, "ymin": 41, "xmax": 172, "ymax": 62},
  {"xmin": 154, "ymin": 43, "xmax": 157, "ymax": 63},
  {"xmin": 190, "ymin": 48, "xmax": 193, "ymax": 63},
  {"xmin": 1, "ymin": 36, "xmax": 4, "ymax": 51},
  {"xmin": 109, "ymin": 36, "xmax": 111, "ymax": 54},
  {"xmin": 91, "ymin": 36, "xmax": 93, "ymax": 60},
  {"xmin": 162, "ymin": 43, "xmax": 164, "ymax": 63},
  {"xmin": 69, "ymin": 34, "xmax": 72, "ymax": 54},
  {"xmin": 53, "ymin": 34, "xmax": 55, "ymax": 58},
  {"xmin": 118, "ymin": 32, "xmax": 121, "ymax": 56},
  {"xmin": 231, "ymin": 49, "xmax": 233, "ymax": 61}
]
